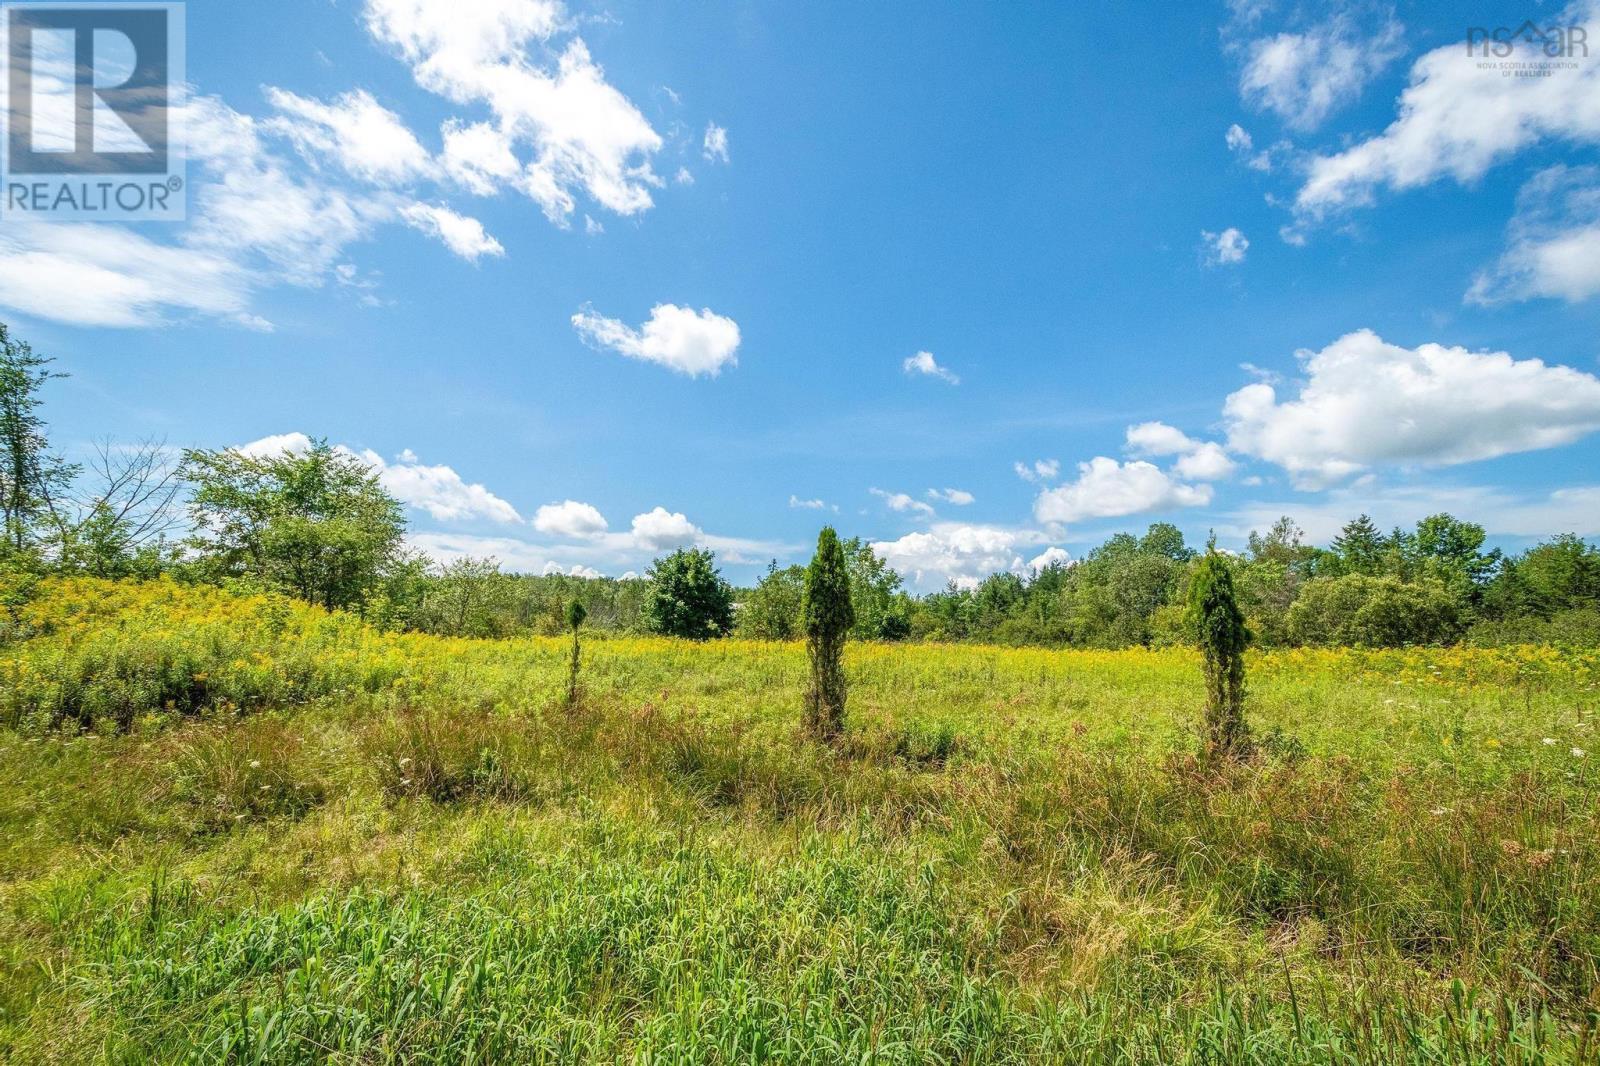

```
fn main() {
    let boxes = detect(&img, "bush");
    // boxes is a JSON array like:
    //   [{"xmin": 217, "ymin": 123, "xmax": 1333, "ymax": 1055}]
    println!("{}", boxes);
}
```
[
  {"xmin": 1287, "ymin": 575, "xmax": 1466, "ymax": 648},
  {"xmin": 643, "ymin": 549, "xmax": 734, "ymax": 640}
]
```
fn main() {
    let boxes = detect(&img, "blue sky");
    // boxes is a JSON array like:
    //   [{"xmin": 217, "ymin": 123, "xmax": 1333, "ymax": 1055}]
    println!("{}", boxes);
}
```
[{"xmin": 4, "ymin": 0, "xmax": 1600, "ymax": 588}]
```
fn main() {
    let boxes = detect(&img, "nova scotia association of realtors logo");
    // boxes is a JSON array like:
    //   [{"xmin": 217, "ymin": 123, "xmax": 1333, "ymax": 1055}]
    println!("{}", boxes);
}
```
[
  {"xmin": 1467, "ymin": 19, "xmax": 1589, "ymax": 76},
  {"xmin": 1, "ymin": 2, "xmax": 185, "ymax": 221}
]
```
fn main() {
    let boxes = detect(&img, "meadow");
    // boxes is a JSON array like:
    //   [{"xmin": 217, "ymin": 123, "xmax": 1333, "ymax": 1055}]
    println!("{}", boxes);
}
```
[{"xmin": 2, "ymin": 576, "xmax": 1599, "ymax": 1063}]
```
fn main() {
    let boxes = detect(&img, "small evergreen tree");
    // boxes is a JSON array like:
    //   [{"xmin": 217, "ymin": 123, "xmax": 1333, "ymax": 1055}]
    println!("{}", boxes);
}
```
[
  {"xmin": 565, "ymin": 598, "xmax": 587, "ymax": 708},
  {"xmin": 802, "ymin": 527, "xmax": 854, "ymax": 741},
  {"xmin": 1187, "ymin": 550, "xmax": 1250, "ymax": 760},
  {"xmin": 1330, "ymin": 514, "xmax": 1383, "ymax": 575}
]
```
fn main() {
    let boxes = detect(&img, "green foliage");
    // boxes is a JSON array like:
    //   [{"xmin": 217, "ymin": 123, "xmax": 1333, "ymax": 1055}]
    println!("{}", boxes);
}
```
[
  {"xmin": 1288, "ymin": 574, "xmax": 1466, "ymax": 648},
  {"xmin": 180, "ymin": 440, "xmax": 408, "ymax": 613},
  {"xmin": 643, "ymin": 548, "xmax": 734, "ymax": 639},
  {"xmin": 412, "ymin": 556, "xmax": 516, "ymax": 637},
  {"xmin": 566, "ymin": 598, "xmax": 587, "ymax": 632},
  {"xmin": 841, "ymin": 537, "xmax": 911, "ymax": 640},
  {"xmin": 802, "ymin": 527, "xmax": 853, "ymax": 740},
  {"xmin": 1187, "ymin": 551, "xmax": 1250, "ymax": 760},
  {"xmin": 0, "ymin": 323, "xmax": 77, "ymax": 556},
  {"xmin": 738, "ymin": 560, "xmax": 805, "ymax": 640}
]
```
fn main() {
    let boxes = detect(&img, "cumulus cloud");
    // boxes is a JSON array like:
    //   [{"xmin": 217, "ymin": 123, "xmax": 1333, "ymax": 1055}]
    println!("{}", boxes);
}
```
[
  {"xmin": 1173, "ymin": 442, "xmax": 1239, "ymax": 481},
  {"xmin": 927, "ymin": 488, "xmax": 975, "ymax": 505},
  {"xmin": 1237, "ymin": 13, "xmax": 1404, "ymax": 130},
  {"xmin": 399, "ymin": 202, "xmax": 505, "ymax": 260},
  {"xmin": 1295, "ymin": 8, "xmax": 1600, "ymax": 220},
  {"xmin": 871, "ymin": 488, "xmax": 936, "ymax": 517},
  {"xmin": 234, "ymin": 432, "xmax": 313, "ymax": 458},
  {"xmin": 1013, "ymin": 459, "xmax": 1061, "ymax": 483},
  {"xmin": 360, "ymin": 448, "xmax": 522, "ymax": 522},
  {"xmin": 1469, "ymin": 165, "xmax": 1600, "ymax": 305},
  {"xmin": 1125, "ymin": 422, "xmax": 1237, "ymax": 481},
  {"xmin": 1125, "ymin": 421, "xmax": 1196, "ymax": 457},
  {"xmin": 572, "ymin": 303, "xmax": 741, "ymax": 376},
  {"xmin": 1201, "ymin": 227, "xmax": 1249, "ymax": 266},
  {"xmin": 871, "ymin": 523, "xmax": 1051, "ymax": 591},
  {"xmin": 364, "ymin": 0, "xmax": 665, "ymax": 223},
  {"xmin": 233, "ymin": 434, "xmax": 520, "ymax": 522},
  {"xmin": 533, "ymin": 499, "xmax": 609, "ymax": 538},
  {"xmin": 1033, "ymin": 458, "xmax": 1213, "ymax": 525},
  {"xmin": 1223, "ymin": 329, "xmax": 1600, "ymax": 488},
  {"xmin": 628, "ymin": 506, "xmax": 701, "ymax": 550},
  {"xmin": 1028, "ymin": 546, "xmax": 1073, "ymax": 573},
  {"xmin": 903, "ymin": 350, "xmax": 960, "ymax": 384},
  {"xmin": 702, "ymin": 122, "xmax": 729, "ymax": 163}
]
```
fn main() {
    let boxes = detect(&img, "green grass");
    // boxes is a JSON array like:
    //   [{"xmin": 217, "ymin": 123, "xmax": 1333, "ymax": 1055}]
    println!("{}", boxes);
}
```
[{"xmin": 1, "ymin": 579, "xmax": 1599, "ymax": 1062}]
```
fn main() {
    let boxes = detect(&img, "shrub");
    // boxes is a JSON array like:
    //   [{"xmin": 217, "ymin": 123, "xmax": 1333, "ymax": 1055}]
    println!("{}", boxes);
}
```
[
  {"xmin": 643, "ymin": 548, "xmax": 734, "ymax": 640},
  {"xmin": 1288, "ymin": 575, "xmax": 1466, "ymax": 647}
]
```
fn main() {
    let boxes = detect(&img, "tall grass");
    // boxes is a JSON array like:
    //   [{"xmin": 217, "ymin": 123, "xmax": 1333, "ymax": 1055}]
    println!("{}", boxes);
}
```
[{"xmin": 1, "ymin": 576, "xmax": 1597, "ymax": 1062}]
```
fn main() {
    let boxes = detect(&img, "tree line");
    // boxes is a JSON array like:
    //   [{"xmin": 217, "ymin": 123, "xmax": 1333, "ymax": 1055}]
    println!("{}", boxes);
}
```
[{"xmin": 3, "ymin": 322, "xmax": 1596, "ymax": 650}]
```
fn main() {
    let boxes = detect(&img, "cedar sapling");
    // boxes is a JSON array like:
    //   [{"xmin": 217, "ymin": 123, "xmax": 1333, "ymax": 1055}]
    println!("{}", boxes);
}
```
[
  {"xmin": 802, "ymin": 526, "xmax": 854, "ymax": 742},
  {"xmin": 1187, "ymin": 547, "xmax": 1251, "ymax": 761},
  {"xmin": 565, "ymin": 598, "xmax": 587, "ymax": 709}
]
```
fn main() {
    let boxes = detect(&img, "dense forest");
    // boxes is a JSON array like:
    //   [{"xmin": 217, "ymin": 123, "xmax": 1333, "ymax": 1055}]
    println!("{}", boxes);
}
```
[{"xmin": 4, "ymin": 322, "xmax": 1597, "ymax": 651}]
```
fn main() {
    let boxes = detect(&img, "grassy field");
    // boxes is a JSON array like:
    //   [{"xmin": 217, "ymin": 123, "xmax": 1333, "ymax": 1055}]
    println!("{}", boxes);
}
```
[{"xmin": 2, "ymin": 578, "xmax": 1599, "ymax": 1063}]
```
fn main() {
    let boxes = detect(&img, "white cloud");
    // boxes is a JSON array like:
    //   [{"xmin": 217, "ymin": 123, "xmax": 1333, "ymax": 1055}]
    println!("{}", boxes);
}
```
[
  {"xmin": 533, "ymin": 499, "xmax": 608, "ymax": 538},
  {"xmin": 629, "ymin": 506, "xmax": 701, "ymax": 551},
  {"xmin": 1201, "ymin": 227, "xmax": 1249, "ymax": 266},
  {"xmin": 1223, "ymin": 329, "xmax": 1600, "ymax": 488},
  {"xmin": 1125, "ymin": 422, "xmax": 1237, "ymax": 481},
  {"xmin": 1013, "ymin": 458, "xmax": 1061, "ymax": 483},
  {"xmin": 1295, "ymin": 9, "xmax": 1600, "ymax": 219},
  {"xmin": 788, "ymin": 495, "xmax": 831, "ymax": 510},
  {"xmin": 1469, "ymin": 165, "xmax": 1600, "ymax": 305},
  {"xmin": 265, "ymin": 88, "xmax": 433, "ymax": 185},
  {"xmin": 364, "ymin": 0, "xmax": 664, "ymax": 223},
  {"xmin": 400, "ymin": 202, "xmax": 506, "ymax": 260},
  {"xmin": 1033, "ymin": 457, "xmax": 1213, "ymax": 525},
  {"xmin": 1224, "ymin": 122, "xmax": 1276, "ymax": 171},
  {"xmin": 1125, "ymin": 421, "xmax": 1197, "ymax": 457},
  {"xmin": 1238, "ymin": 14, "xmax": 1404, "ymax": 130},
  {"xmin": 0, "ymin": 95, "xmax": 396, "ymax": 329},
  {"xmin": 544, "ymin": 561, "xmax": 602, "ymax": 579},
  {"xmin": 674, "ymin": 166, "xmax": 695, "ymax": 185},
  {"xmin": 1173, "ymin": 442, "xmax": 1239, "ymax": 481},
  {"xmin": 702, "ymin": 122, "xmax": 729, "ymax": 163},
  {"xmin": 903, "ymin": 350, "xmax": 960, "ymax": 385},
  {"xmin": 235, "ymin": 432, "xmax": 313, "ymax": 458},
  {"xmin": 233, "ymin": 434, "xmax": 520, "ymax": 523},
  {"xmin": 572, "ymin": 303, "xmax": 741, "ymax": 376},
  {"xmin": 1028, "ymin": 546, "xmax": 1073, "ymax": 573},
  {"xmin": 439, "ymin": 119, "xmax": 521, "ymax": 195},
  {"xmin": 927, "ymin": 487, "xmax": 975, "ymax": 505},
  {"xmin": 871, "ymin": 523, "xmax": 1049, "ymax": 591},
  {"xmin": 871, "ymin": 488, "xmax": 936, "ymax": 518},
  {"xmin": 360, "ymin": 448, "xmax": 522, "ymax": 522}
]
